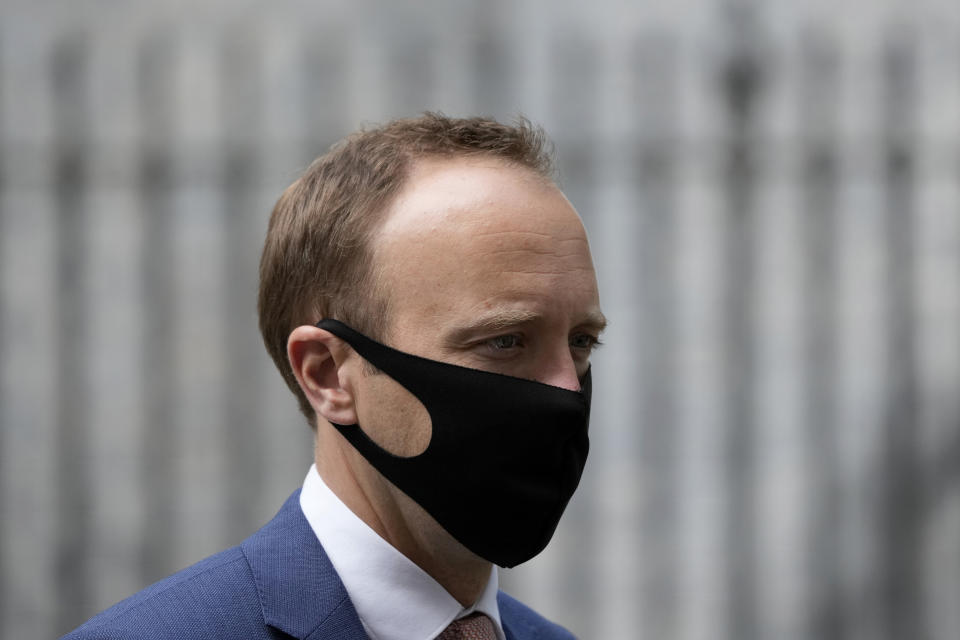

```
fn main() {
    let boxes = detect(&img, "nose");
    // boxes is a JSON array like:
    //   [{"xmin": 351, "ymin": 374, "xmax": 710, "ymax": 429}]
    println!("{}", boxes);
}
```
[{"xmin": 538, "ymin": 350, "xmax": 583, "ymax": 392}]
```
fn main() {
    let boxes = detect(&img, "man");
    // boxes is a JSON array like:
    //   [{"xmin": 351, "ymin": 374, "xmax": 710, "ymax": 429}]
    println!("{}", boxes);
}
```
[{"xmin": 64, "ymin": 114, "xmax": 606, "ymax": 639}]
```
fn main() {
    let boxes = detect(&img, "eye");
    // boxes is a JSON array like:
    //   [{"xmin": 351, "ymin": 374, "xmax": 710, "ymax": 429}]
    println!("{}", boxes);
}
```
[
  {"xmin": 487, "ymin": 334, "xmax": 523, "ymax": 350},
  {"xmin": 570, "ymin": 333, "xmax": 601, "ymax": 351}
]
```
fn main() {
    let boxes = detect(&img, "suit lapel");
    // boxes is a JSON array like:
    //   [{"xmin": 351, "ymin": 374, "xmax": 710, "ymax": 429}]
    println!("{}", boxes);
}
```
[{"xmin": 241, "ymin": 491, "xmax": 369, "ymax": 640}]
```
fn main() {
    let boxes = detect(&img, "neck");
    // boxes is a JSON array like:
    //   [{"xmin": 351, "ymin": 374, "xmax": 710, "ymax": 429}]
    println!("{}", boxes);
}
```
[{"xmin": 315, "ymin": 431, "xmax": 492, "ymax": 606}]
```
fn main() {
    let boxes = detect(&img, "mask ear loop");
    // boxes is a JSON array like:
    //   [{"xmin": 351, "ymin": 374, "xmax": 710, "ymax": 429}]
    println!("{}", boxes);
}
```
[
  {"xmin": 317, "ymin": 318, "xmax": 466, "ymax": 401},
  {"xmin": 316, "ymin": 318, "xmax": 592, "ymax": 400}
]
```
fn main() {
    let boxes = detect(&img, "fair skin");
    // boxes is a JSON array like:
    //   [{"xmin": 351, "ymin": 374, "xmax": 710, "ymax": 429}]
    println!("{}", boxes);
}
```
[{"xmin": 287, "ymin": 156, "xmax": 606, "ymax": 606}]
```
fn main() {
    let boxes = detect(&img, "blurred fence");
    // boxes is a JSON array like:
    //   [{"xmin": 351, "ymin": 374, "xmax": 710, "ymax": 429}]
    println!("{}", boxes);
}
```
[{"xmin": 2, "ymin": 1, "xmax": 960, "ymax": 639}]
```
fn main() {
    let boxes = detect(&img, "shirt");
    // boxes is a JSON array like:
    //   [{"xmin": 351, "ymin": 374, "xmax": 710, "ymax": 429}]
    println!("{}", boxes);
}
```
[{"xmin": 299, "ymin": 465, "xmax": 506, "ymax": 640}]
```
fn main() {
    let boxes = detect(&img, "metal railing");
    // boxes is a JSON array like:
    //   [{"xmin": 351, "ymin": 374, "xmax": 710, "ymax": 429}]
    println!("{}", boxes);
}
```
[{"xmin": 1, "ymin": 3, "xmax": 959, "ymax": 638}]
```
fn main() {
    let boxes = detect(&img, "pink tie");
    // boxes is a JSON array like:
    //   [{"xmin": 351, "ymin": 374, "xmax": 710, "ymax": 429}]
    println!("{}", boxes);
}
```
[{"xmin": 436, "ymin": 612, "xmax": 497, "ymax": 640}]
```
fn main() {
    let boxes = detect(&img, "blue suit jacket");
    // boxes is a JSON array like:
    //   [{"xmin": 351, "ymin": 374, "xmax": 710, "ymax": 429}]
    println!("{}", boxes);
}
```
[{"xmin": 61, "ymin": 491, "xmax": 575, "ymax": 639}]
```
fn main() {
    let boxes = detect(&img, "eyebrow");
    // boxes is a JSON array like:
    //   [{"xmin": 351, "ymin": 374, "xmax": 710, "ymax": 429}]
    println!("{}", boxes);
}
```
[
  {"xmin": 584, "ymin": 310, "xmax": 609, "ymax": 333},
  {"xmin": 447, "ymin": 310, "xmax": 540, "ymax": 343},
  {"xmin": 445, "ymin": 308, "xmax": 608, "ymax": 345}
]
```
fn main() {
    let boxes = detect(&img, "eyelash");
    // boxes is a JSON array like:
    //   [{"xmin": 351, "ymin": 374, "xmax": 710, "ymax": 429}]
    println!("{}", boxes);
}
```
[
  {"xmin": 570, "ymin": 334, "xmax": 602, "ymax": 351},
  {"xmin": 482, "ymin": 334, "xmax": 603, "ymax": 351},
  {"xmin": 487, "ymin": 334, "xmax": 523, "ymax": 350}
]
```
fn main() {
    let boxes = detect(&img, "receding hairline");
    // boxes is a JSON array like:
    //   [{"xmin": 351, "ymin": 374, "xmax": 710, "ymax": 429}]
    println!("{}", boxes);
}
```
[{"xmin": 362, "ymin": 155, "xmax": 575, "ymax": 343}]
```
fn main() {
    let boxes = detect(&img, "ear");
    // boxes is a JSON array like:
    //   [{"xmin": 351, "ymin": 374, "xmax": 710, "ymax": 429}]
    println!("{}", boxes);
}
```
[{"xmin": 287, "ymin": 325, "xmax": 359, "ymax": 426}]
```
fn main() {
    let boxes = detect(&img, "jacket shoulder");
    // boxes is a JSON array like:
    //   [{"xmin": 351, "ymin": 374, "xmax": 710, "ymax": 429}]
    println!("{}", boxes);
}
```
[
  {"xmin": 497, "ymin": 591, "xmax": 576, "ymax": 640},
  {"xmin": 59, "ymin": 546, "xmax": 269, "ymax": 640}
]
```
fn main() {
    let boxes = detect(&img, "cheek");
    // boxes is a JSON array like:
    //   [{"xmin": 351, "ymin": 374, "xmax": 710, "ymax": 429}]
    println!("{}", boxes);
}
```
[{"xmin": 354, "ymin": 374, "xmax": 432, "ymax": 457}]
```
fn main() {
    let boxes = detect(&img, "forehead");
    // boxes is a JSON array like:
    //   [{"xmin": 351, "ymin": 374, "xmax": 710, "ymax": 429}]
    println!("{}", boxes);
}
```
[
  {"xmin": 370, "ymin": 156, "xmax": 599, "ymax": 330},
  {"xmin": 376, "ymin": 156, "xmax": 584, "ymax": 249}
]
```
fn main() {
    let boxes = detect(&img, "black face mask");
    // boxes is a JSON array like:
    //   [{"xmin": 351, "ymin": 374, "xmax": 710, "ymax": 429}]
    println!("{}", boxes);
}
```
[{"xmin": 316, "ymin": 319, "xmax": 591, "ymax": 568}]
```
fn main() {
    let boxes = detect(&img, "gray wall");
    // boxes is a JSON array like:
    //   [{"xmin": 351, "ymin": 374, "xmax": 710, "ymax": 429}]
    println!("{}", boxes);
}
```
[{"xmin": 2, "ymin": 1, "xmax": 960, "ymax": 638}]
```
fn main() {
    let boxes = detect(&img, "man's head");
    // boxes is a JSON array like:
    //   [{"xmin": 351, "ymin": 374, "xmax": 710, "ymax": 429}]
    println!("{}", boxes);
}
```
[
  {"xmin": 262, "ymin": 114, "xmax": 605, "ymax": 583},
  {"xmin": 258, "ymin": 113, "xmax": 558, "ymax": 424}
]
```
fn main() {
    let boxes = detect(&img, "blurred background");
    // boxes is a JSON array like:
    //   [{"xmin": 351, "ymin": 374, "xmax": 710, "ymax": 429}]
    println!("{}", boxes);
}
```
[{"xmin": 2, "ymin": 0, "xmax": 960, "ymax": 638}]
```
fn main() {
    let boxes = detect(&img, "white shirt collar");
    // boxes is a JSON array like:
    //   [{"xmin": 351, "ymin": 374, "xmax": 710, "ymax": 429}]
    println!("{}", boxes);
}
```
[{"xmin": 299, "ymin": 465, "xmax": 505, "ymax": 640}]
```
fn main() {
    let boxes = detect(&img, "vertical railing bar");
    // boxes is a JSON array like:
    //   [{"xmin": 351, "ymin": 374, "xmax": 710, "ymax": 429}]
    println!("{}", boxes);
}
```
[
  {"xmin": 137, "ymin": 31, "xmax": 178, "ymax": 586},
  {"xmin": 52, "ymin": 32, "xmax": 93, "ymax": 635},
  {"xmin": 633, "ymin": 31, "xmax": 681, "ymax": 640},
  {"xmin": 798, "ymin": 29, "xmax": 845, "ymax": 640},
  {"xmin": 387, "ymin": 31, "xmax": 435, "ymax": 118},
  {"xmin": 470, "ymin": 0, "xmax": 515, "ymax": 123},
  {"xmin": 877, "ymin": 28, "xmax": 926, "ymax": 640},
  {"xmin": 717, "ymin": 4, "xmax": 764, "ymax": 638},
  {"xmin": 0, "ymin": 31, "xmax": 6, "ymax": 635},
  {"xmin": 301, "ymin": 36, "xmax": 348, "ymax": 163},
  {"xmin": 220, "ymin": 27, "xmax": 265, "ymax": 538}
]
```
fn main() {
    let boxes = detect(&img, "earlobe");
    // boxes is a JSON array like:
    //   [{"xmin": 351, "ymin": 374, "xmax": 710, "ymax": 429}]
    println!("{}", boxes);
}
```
[{"xmin": 287, "ymin": 325, "xmax": 359, "ymax": 425}]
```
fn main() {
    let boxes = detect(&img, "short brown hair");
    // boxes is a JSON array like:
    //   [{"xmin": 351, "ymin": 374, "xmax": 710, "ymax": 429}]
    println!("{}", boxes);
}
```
[{"xmin": 258, "ymin": 113, "xmax": 556, "ymax": 425}]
